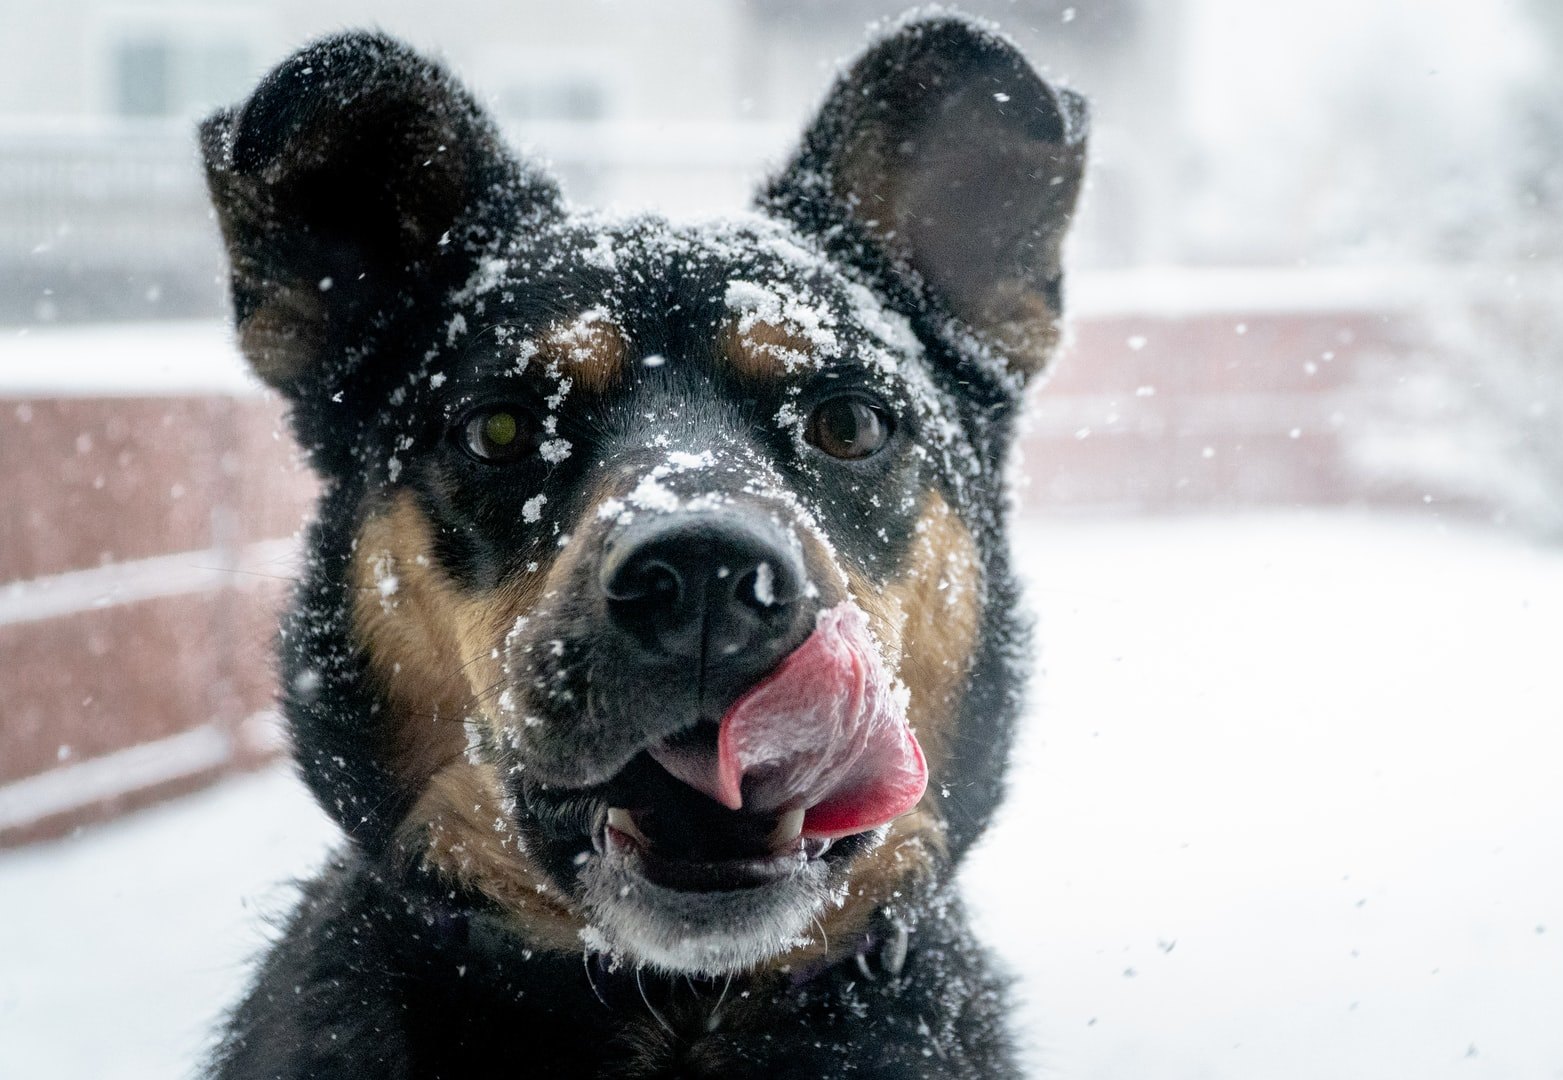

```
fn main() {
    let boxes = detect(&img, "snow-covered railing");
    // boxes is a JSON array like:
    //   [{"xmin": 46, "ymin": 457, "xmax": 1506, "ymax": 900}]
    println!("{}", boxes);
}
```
[{"xmin": 0, "ymin": 324, "xmax": 316, "ymax": 843}]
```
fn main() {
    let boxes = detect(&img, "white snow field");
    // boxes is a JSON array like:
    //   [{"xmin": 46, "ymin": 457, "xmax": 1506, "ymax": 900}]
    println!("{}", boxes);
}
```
[{"xmin": 1, "ymin": 513, "xmax": 1560, "ymax": 1080}]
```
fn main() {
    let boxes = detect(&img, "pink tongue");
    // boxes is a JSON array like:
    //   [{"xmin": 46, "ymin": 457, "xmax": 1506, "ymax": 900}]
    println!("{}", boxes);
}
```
[{"xmin": 650, "ymin": 603, "xmax": 927, "ymax": 840}]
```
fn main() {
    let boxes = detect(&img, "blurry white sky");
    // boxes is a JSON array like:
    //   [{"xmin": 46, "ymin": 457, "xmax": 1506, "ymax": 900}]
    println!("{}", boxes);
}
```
[
  {"xmin": 1184, "ymin": 0, "xmax": 1542, "ymax": 143},
  {"xmin": 1174, "ymin": 0, "xmax": 1555, "ymax": 263}
]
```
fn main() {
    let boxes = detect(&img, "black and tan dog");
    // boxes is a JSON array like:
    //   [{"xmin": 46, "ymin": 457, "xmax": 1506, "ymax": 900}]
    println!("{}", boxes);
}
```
[{"xmin": 201, "ymin": 15, "xmax": 1085, "ymax": 1078}]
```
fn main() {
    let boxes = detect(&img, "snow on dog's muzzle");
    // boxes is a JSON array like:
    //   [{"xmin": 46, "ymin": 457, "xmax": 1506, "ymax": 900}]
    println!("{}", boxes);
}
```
[{"xmin": 649, "ymin": 603, "xmax": 928, "ymax": 839}]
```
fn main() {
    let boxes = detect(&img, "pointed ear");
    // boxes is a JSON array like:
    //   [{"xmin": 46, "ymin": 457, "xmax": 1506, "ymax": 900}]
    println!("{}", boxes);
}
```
[
  {"xmin": 200, "ymin": 32, "xmax": 560, "ymax": 397},
  {"xmin": 761, "ymin": 17, "xmax": 1088, "ymax": 381}
]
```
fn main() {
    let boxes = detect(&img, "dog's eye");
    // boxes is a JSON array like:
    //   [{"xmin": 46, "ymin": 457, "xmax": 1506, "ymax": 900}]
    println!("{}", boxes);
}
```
[
  {"xmin": 460, "ymin": 406, "xmax": 534, "ymax": 463},
  {"xmin": 805, "ymin": 396, "xmax": 893, "ymax": 460}
]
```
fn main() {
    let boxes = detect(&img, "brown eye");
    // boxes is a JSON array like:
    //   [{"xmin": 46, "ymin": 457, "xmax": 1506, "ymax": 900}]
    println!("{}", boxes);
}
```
[
  {"xmin": 806, "ymin": 396, "xmax": 893, "ymax": 460},
  {"xmin": 461, "ymin": 407, "xmax": 531, "ymax": 463}
]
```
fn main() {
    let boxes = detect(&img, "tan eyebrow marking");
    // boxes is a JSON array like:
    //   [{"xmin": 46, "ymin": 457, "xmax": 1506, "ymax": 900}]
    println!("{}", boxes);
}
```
[
  {"xmin": 535, "ymin": 311, "xmax": 629, "ymax": 394},
  {"xmin": 720, "ymin": 316, "xmax": 819, "ymax": 381}
]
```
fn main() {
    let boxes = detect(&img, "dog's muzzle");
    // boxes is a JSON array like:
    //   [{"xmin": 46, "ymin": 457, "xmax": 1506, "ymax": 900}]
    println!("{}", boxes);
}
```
[{"xmin": 597, "ymin": 508, "xmax": 925, "ymax": 843}]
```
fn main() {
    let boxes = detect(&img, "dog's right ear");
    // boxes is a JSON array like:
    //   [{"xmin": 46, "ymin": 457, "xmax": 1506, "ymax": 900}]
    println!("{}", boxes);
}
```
[
  {"xmin": 201, "ymin": 32, "xmax": 560, "ymax": 398},
  {"xmin": 761, "ymin": 17, "xmax": 1087, "ymax": 384}
]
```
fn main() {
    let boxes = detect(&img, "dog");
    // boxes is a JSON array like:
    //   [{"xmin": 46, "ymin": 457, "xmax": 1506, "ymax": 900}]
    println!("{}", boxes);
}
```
[{"xmin": 200, "ymin": 14, "xmax": 1085, "ymax": 1078}]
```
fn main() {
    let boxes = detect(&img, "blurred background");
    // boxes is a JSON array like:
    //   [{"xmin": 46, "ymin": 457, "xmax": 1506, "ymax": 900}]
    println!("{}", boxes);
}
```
[{"xmin": 1, "ymin": 1, "xmax": 1560, "ymax": 1078}]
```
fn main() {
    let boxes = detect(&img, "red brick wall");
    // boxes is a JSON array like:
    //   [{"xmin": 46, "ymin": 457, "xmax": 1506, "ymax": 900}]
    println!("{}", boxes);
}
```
[
  {"xmin": 0, "ymin": 394, "xmax": 315, "ymax": 844},
  {"xmin": 1025, "ymin": 309, "xmax": 1408, "ymax": 509}
]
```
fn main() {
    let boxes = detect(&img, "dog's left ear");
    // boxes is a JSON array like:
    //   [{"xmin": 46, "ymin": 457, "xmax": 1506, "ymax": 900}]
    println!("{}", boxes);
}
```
[{"xmin": 762, "ymin": 17, "xmax": 1088, "ymax": 381}]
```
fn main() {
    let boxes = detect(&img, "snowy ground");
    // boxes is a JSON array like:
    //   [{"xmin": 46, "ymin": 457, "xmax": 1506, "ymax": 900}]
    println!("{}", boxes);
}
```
[{"xmin": 2, "ymin": 512, "xmax": 1560, "ymax": 1080}]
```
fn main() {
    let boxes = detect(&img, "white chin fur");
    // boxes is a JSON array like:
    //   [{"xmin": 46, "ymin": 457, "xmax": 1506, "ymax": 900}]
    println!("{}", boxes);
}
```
[{"xmin": 578, "ymin": 858, "xmax": 835, "ymax": 976}]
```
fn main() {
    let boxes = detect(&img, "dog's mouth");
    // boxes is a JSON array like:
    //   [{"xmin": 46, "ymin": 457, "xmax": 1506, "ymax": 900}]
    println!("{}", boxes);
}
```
[
  {"xmin": 525, "ymin": 603, "xmax": 928, "ymax": 896},
  {"xmin": 647, "ymin": 603, "xmax": 928, "ymax": 841},
  {"xmin": 591, "ymin": 751, "xmax": 838, "ymax": 892}
]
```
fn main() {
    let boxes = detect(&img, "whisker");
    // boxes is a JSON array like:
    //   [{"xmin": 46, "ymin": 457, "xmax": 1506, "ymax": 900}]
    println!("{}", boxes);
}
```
[
  {"xmin": 189, "ymin": 565, "xmax": 304, "ymax": 585},
  {"xmin": 425, "ymin": 649, "xmax": 502, "ymax": 711},
  {"xmin": 811, "ymin": 913, "xmax": 830, "ymax": 956},
  {"xmin": 711, "ymin": 971, "xmax": 734, "ymax": 1017},
  {"xmin": 582, "ymin": 950, "xmax": 610, "ymax": 1010},
  {"xmin": 635, "ymin": 968, "xmax": 674, "ymax": 1035}
]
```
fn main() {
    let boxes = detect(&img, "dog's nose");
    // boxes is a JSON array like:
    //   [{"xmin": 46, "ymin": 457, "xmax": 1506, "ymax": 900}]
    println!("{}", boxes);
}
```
[{"xmin": 600, "ymin": 513, "xmax": 807, "ymax": 671}]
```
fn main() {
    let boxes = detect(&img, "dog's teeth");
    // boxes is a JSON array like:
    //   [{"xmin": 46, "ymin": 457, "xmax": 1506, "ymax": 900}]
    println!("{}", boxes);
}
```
[
  {"xmin": 769, "ymin": 809, "xmax": 806, "ymax": 849},
  {"xmin": 606, "ymin": 807, "xmax": 650, "ymax": 848}
]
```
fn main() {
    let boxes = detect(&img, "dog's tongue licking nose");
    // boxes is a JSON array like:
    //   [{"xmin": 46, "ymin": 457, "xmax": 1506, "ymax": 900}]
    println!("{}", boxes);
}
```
[{"xmin": 650, "ymin": 603, "xmax": 927, "ymax": 840}]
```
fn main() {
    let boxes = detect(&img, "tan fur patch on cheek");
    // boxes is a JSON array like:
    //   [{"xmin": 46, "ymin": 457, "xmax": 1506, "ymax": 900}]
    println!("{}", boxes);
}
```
[
  {"xmin": 877, "ymin": 493, "xmax": 982, "ymax": 778},
  {"xmin": 352, "ymin": 493, "xmax": 540, "ymax": 785},
  {"xmin": 395, "ymin": 762, "xmax": 585, "ymax": 950},
  {"xmin": 720, "ymin": 316, "xmax": 818, "ymax": 381},
  {"xmin": 538, "ymin": 313, "xmax": 629, "ymax": 395},
  {"xmin": 844, "ymin": 492, "xmax": 980, "ymax": 780},
  {"xmin": 353, "ymin": 495, "xmax": 587, "ymax": 946},
  {"xmin": 790, "ymin": 493, "xmax": 978, "ymax": 963}
]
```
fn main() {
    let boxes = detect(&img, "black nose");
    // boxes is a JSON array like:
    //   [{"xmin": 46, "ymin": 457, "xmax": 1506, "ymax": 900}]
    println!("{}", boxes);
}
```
[{"xmin": 600, "ymin": 513, "xmax": 808, "ymax": 675}]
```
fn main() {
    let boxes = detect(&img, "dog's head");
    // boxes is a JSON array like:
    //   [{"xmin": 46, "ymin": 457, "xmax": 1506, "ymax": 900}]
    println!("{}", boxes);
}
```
[{"xmin": 203, "ymin": 17, "xmax": 1085, "ymax": 976}]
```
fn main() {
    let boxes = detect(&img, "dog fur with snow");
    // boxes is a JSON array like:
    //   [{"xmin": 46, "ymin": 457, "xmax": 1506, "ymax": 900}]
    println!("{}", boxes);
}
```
[{"xmin": 201, "ymin": 16, "xmax": 1085, "ymax": 1078}]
